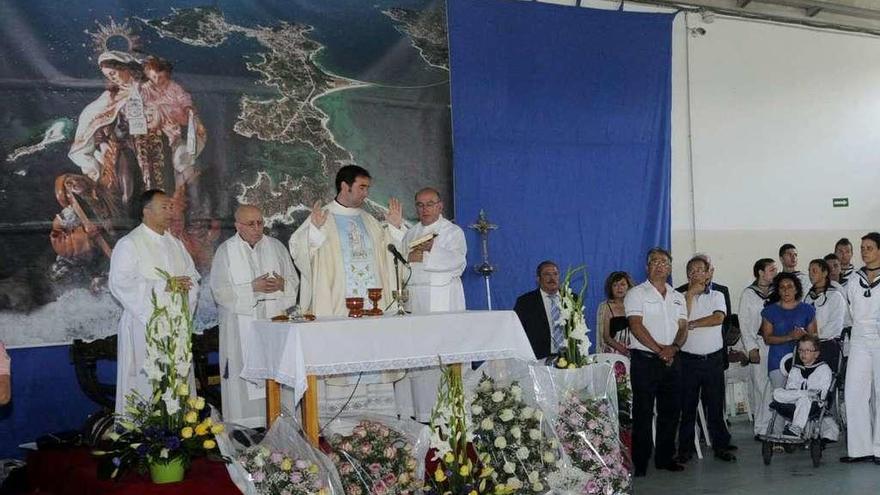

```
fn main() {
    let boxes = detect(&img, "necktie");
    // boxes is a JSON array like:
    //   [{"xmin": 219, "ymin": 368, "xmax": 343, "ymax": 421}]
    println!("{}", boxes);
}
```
[{"xmin": 550, "ymin": 295, "xmax": 564, "ymax": 350}]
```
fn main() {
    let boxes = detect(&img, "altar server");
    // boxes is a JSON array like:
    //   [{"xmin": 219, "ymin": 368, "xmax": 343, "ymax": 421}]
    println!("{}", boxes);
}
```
[
  {"xmin": 841, "ymin": 232, "xmax": 880, "ymax": 463},
  {"xmin": 779, "ymin": 243, "xmax": 811, "ymax": 298},
  {"xmin": 803, "ymin": 259, "xmax": 846, "ymax": 376},
  {"xmin": 109, "ymin": 189, "xmax": 199, "ymax": 417},
  {"xmin": 395, "ymin": 187, "xmax": 466, "ymax": 421},
  {"xmin": 211, "ymin": 205, "xmax": 298, "ymax": 427}
]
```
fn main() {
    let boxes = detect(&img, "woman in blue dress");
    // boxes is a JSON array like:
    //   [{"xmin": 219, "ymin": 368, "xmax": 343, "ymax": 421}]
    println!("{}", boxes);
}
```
[{"xmin": 758, "ymin": 272, "xmax": 818, "ymax": 434}]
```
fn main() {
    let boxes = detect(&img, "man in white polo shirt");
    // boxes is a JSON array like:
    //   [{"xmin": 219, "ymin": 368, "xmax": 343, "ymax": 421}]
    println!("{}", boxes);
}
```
[
  {"xmin": 625, "ymin": 247, "xmax": 688, "ymax": 477},
  {"xmin": 676, "ymin": 256, "xmax": 736, "ymax": 464}
]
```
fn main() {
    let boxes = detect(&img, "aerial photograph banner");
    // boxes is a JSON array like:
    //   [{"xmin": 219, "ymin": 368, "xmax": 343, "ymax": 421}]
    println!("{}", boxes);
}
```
[{"xmin": 0, "ymin": 0, "xmax": 452, "ymax": 346}]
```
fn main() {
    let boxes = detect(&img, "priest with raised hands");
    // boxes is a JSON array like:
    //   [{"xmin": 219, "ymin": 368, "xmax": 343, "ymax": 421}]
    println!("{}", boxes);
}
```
[
  {"xmin": 289, "ymin": 164, "xmax": 406, "ymax": 316},
  {"xmin": 211, "ymin": 204, "xmax": 298, "ymax": 427},
  {"xmin": 109, "ymin": 189, "xmax": 199, "ymax": 417},
  {"xmin": 288, "ymin": 165, "xmax": 406, "ymax": 416}
]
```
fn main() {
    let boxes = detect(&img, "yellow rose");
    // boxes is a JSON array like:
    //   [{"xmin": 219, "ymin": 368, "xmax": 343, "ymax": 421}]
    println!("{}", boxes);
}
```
[
  {"xmin": 176, "ymin": 383, "xmax": 189, "ymax": 396},
  {"xmin": 195, "ymin": 397, "xmax": 206, "ymax": 410},
  {"xmin": 280, "ymin": 458, "xmax": 293, "ymax": 471},
  {"xmin": 434, "ymin": 467, "xmax": 447, "ymax": 482},
  {"xmin": 567, "ymin": 363, "xmax": 577, "ymax": 370},
  {"xmin": 202, "ymin": 418, "xmax": 213, "ymax": 427},
  {"xmin": 203, "ymin": 439, "xmax": 216, "ymax": 450},
  {"xmin": 443, "ymin": 452, "xmax": 455, "ymax": 463},
  {"xmin": 195, "ymin": 424, "xmax": 209, "ymax": 436},
  {"xmin": 210, "ymin": 424, "xmax": 224, "ymax": 435},
  {"xmin": 181, "ymin": 427, "xmax": 194, "ymax": 439},
  {"xmin": 557, "ymin": 357, "xmax": 568, "ymax": 368},
  {"xmin": 185, "ymin": 411, "xmax": 199, "ymax": 424},
  {"xmin": 187, "ymin": 397, "xmax": 199, "ymax": 409},
  {"xmin": 308, "ymin": 464, "xmax": 319, "ymax": 474},
  {"xmin": 470, "ymin": 491, "xmax": 478, "ymax": 495},
  {"xmin": 459, "ymin": 464, "xmax": 470, "ymax": 476}
]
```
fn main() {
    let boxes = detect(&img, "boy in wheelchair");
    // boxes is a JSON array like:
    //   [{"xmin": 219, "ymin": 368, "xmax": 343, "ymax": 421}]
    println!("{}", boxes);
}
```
[{"xmin": 770, "ymin": 334, "xmax": 839, "ymax": 442}]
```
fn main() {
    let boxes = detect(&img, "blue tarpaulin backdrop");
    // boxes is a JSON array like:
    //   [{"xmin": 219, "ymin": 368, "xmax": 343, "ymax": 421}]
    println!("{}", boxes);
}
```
[{"xmin": 449, "ymin": 0, "xmax": 674, "ymax": 337}]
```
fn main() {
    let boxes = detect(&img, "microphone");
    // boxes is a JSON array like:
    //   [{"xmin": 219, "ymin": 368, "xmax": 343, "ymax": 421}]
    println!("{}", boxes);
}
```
[{"xmin": 387, "ymin": 244, "xmax": 409, "ymax": 266}]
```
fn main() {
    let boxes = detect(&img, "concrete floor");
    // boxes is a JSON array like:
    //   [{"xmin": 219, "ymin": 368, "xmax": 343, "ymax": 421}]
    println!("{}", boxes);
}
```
[{"xmin": 633, "ymin": 418, "xmax": 880, "ymax": 494}]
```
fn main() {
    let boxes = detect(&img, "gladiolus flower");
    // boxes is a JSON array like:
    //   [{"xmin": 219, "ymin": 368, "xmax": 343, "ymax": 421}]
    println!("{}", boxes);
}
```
[{"xmin": 459, "ymin": 464, "xmax": 470, "ymax": 476}]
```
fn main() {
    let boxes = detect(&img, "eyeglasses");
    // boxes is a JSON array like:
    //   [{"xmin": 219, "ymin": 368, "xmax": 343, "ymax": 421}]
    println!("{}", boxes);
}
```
[
  {"xmin": 649, "ymin": 260, "xmax": 671, "ymax": 267},
  {"xmin": 415, "ymin": 201, "xmax": 440, "ymax": 209}
]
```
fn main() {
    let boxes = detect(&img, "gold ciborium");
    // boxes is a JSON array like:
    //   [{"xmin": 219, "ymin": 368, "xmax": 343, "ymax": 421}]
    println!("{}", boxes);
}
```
[{"xmin": 345, "ymin": 297, "xmax": 364, "ymax": 318}]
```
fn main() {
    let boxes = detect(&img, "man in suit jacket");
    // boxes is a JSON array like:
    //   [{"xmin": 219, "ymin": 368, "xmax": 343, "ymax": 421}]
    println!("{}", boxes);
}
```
[{"xmin": 514, "ymin": 260, "xmax": 562, "ymax": 360}]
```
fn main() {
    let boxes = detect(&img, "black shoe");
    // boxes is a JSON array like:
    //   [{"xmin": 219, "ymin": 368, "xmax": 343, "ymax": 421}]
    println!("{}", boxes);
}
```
[
  {"xmin": 656, "ymin": 463, "xmax": 685, "ymax": 472},
  {"xmin": 754, "ymin": 434, "xmax": 762, "ymax": 442},
  {"xmin": 874, "ymin": 457, "xmax": 880, "ymax": 465},
  {"xmin": 723, "ymin": 444, "xmax": 739, "ymax": 451},
  {"xmin": 714, "ymin": 450, "xmax": 737, "ymax": 462},
  {"xmin": 840, "ymin": 455, "xmax": 873, "ymax": 463},
  {"xmin": 674, "ymin": 452, "xmax": 693, "ymax": 464}
]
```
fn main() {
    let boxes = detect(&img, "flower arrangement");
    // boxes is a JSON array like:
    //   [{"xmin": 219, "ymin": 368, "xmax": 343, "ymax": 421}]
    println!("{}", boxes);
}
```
[
  {"xmin": 95, "ymin": 268, "xmax": 219, "ymax": 480},
  {"xmin": 469, "ymin": 375, "xmax": 562, "ymax": 493},
  {"xmin": 552, "ymin": 266, "xmax": 591, "ymax": 369},
  {"xmin": 425, "ymin": 366, "xmax": 510, "ymax": 495},
  {"xmin": 554, "ymin": 394, "xmax": 632, "ymax": 495},
  {"xmin": 612, "ymin": 362, "xmax": 633, "ymax": 453},
  {"xmin": 326, "ymin": 419, "xmax": 423, "ymax": 495},
  {"xmin": 238, "ymin": 445, "xmax": 330, "ymax": 495}
]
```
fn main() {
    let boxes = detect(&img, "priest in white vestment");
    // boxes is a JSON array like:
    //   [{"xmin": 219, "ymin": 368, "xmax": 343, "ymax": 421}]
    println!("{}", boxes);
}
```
[
  {"xmin": 395, "ymin": 187, "xmax": 467, "ymax": 420},
  {"xmin": 211, "ymin": 205, "xmax": 298, "ymax": 427},
  {"xmin": 288, "ymin": 165, "xmax": 406, "ymax": 416},
  {"xmin": 109, "ymin": 190, "xmax": 199, "ymax": 417}
]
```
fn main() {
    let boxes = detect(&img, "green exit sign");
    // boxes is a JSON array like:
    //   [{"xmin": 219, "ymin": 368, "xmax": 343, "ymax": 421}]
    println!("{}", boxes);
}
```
[{"xmin": 833, "ymin": 198, "xmax": 849, "ymax": 208}]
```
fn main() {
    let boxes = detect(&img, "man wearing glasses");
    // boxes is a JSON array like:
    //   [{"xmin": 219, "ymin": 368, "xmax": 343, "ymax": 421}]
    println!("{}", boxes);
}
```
[
  {"xmin": 395, "ymin": 187, "xmax": 466, "ymax": 421},
  {"xmin": 625, "ymin": 247, "xmax": 688, "ymax": 477},
  {"xmin": 211, "ymin": 204, "xmax": 298, "ymax": 427}
]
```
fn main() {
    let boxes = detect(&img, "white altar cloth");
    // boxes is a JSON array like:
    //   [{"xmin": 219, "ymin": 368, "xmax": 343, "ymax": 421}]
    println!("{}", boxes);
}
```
[{"xmin": 240, "ymin": 310, "xmax": 536, "ymax": 405}]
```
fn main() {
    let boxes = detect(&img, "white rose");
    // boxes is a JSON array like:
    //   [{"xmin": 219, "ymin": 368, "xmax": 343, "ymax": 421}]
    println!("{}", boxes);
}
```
[
  {"xmin": 479, "ymin": 380, "xmax": 493, "ymax": 393},
  {"xmin": 481, "ymin": 418, "xmax": 495, "ymax": 430},
  {"xmin": 492, "ymin": 391, "xmax": 505, "ymax": 403},
  {"xmin": 503, "ymin": 461, "xmax": 516, "ymax": 474},
  {"xmin": 529, "ymin": 429, "xmax": 541, "ymax": 440},
  {"xmin": 532, "ymin": 482, "xmax": 544, "ymax": 492},
  {"xmin": 472, "ymin": 404, "xmax": 483, "ymax": 415},
  {"xmin": 528, "ymin": 470, "xmax": 540, "ymax": 484},
  {"xmin": 520, "ymin": 407, "xmax": 534, "ymax": 420},
  {"xmin": 511, "ymin": 385, "xmax": 522, "ymax": 399},
  {"xmin": 510, "ymin": 427, "xmax": 522, "ymax": 440},
  {"xmin": 543, "ymin": 451, "xmax": 555, "ymax": 463},
  {"xmin": 507, "ymin": 477, "xmax": 523, "ymax": 490},
  {"xmin": 534, "ymin": 410, "xmax": 544, "ymax": 422},
  {"xmin": 494, "ymin": 436, "xmax": 508, "ymax": 449},
  {"xmin": 499, "ymin": 409, "xmax": 515, "ymax": 422},
  {"xmin": 516, "ymin": 446, "xmax": 530, "ymax": 460}
]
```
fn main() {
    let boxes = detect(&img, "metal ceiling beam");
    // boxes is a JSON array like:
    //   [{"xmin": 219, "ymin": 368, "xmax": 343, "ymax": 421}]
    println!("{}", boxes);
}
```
[
  {"xmin": 806, "ymin": 6, "xmax": 822, "ymax": 16},
  {"xmin": 737, "ymin": 0, "xmax": 753, "ymax": 7},
  {"xmin": 750, "ymin": 0, "xmax": 880, "ymax": 20}
]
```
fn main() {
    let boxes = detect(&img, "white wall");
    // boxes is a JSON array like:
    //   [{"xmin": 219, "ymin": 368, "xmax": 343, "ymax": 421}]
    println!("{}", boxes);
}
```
[{"xmin": 671, "ymin": 13, "xmax": 880, "ymax": 310}]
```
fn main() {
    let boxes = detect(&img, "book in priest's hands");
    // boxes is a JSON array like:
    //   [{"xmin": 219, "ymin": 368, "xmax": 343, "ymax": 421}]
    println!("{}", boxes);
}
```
[{"xmin": 407, "ymin": 232, "xmax": 438, "ymax": 252}]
